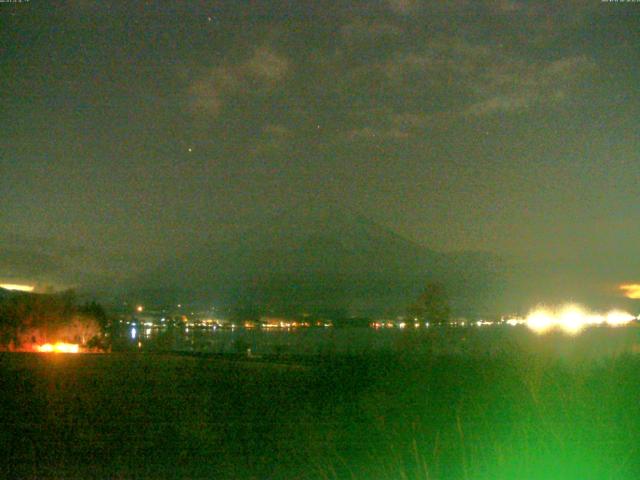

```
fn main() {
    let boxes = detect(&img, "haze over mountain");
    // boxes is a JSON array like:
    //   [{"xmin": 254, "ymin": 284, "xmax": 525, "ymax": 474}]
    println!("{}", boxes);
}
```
[{"xmin": 124, "ymin": 206, "xmax": 504, "ymax": 317}]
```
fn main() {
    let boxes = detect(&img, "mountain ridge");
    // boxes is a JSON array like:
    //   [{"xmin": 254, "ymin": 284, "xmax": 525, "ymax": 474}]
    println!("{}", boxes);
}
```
[{"xmin": 124, "ymin": 206, "xmax": 504, "ymax": 316}]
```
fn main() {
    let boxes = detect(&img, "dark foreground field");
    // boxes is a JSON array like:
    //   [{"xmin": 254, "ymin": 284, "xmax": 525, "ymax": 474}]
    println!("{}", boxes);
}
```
[{"xmin": 2, "ymin": 347, "xmax": 640, "ymax": 479}]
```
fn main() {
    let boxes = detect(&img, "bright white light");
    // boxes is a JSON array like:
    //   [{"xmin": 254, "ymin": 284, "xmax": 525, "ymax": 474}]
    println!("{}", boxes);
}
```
[
  {"xmin": 558, "ymin": 305, "xmax": 588, "ymax": 334},
  {"xmin": 0, "ymin": 283, "xmax": 34, "ymax": 292},
  {"xmin": 525, "ymin": 304, "xmax": 636, "ymax": 335},
  {"xmin": 505, "ymin": 318, "xmax": 525, "ymax": 326},
  {"xmin": 605, "ymin": 310, "xmax": 636, "ymax": 326},
  {"xmin": 526, "ymin": 308, "xmax": 554, "ymax": 334},
  {"xmin": 131, "ymin": 327, "xmax": 137, "ymax": 339}
]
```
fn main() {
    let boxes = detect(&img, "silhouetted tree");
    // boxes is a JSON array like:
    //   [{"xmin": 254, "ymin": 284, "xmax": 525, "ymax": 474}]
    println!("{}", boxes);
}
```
[
  {"xmin": 80, "ymin": 301, "xmax": 109, "ymax": 330},
  {"xmin": 0, "ymin": 291, "xmax": 110, "ymax": 349},
  {"xmin": 407, "ymin": 282, "xmax": 451, "ymax": 326}
]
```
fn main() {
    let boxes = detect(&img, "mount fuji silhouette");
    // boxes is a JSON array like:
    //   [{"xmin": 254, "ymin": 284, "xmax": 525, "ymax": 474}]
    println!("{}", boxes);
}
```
[{"xmin": 128, "ymin": 206, "xmax": 504, "ymax": 316}]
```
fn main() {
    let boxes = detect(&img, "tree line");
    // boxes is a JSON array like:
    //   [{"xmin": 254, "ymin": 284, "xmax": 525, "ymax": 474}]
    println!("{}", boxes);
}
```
[{"xmin": 0, "ymin": 289, "xmax": 109, "ymax": 350}]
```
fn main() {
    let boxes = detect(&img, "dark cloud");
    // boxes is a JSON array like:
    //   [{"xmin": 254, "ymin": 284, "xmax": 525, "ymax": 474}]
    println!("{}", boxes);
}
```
[
  {"xmin": 188, "ymin": 46, "xmax": 290, "ymax": 117},
  {"xmin": 0, "ymin": 234, "xmax": 141, "ymax": 291}
]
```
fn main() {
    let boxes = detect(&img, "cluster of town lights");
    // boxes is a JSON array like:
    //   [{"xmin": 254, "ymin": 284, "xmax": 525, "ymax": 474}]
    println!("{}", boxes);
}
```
[
  {"xmin": 521, "ymin": 305, "xmax": 636, "ymax": 335},
  {"xmin": 369, "ymin": 307, "xmax": 638, "ymax": 334}
]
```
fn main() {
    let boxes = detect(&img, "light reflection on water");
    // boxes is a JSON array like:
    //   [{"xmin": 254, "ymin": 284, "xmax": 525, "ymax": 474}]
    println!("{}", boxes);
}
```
[{"xmin": 126, "ymin": 325, "xmax": 640, "ymax": 359}]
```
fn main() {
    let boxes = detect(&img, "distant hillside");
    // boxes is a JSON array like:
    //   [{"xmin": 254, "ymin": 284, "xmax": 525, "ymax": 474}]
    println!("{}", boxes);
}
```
[{"xmin": 125, "ymin": 207, "xmax": 505, "ymax": 316}]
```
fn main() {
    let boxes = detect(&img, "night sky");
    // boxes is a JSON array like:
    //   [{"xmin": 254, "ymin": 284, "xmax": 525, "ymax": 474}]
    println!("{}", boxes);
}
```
[{"xmin": 1, "ymin": 1, "xmax": 639, "ymax": 303}]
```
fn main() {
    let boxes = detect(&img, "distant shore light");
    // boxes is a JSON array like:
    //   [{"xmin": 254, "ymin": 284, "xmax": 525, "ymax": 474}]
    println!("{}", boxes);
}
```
[{"xmin": 0, "ymin": 283, "xmax": 34, "ymax": 292}]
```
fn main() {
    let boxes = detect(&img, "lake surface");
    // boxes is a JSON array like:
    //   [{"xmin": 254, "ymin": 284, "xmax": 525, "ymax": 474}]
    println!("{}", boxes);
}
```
[{"xmin": 124, "ymin": 324, "xmax": 640, "ymax": 359}]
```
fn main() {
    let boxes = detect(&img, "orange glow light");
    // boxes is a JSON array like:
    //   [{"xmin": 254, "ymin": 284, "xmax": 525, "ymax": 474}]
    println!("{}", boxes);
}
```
[
  {"xmin": 620, "ymin": 284, "xmax": 640, "ymax": 299},
  {"xmin": 36, "ymin": 342, "xmax": 80, "ymax": 353}
]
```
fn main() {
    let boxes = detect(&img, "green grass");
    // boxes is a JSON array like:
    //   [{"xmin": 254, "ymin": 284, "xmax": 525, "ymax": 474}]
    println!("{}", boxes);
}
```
[{"xmin": 1, "ymin": 346, "xmax": 640, "ymax": 479}]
